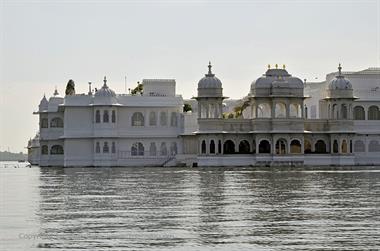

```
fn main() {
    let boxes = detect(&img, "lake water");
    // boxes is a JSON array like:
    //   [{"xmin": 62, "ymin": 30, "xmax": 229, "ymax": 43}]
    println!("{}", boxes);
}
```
[{"xmin": 1, "ymin": 163, "xmax": 379, "ymax": 250}]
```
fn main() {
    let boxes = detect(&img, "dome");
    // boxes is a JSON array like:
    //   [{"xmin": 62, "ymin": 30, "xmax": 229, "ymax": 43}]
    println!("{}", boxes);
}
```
[
  {"xmin": 95, "ymin": 76, "xmax": 116, "ymax": 97},
  {"xmin": 328, "ymin": 64, "xmax": 352, "ymax": 90},
  {"xmin": 198, "ymin": 62, "xmax": 222, "ymax": 89}
]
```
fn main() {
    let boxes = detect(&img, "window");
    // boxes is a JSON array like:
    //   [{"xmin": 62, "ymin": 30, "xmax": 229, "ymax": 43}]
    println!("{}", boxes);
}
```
[
  {"xmin": 201, "ymin": 140, "xmax": 206, "ymax": 154},
  {"xmin": 111, "ymin": 142, "xmax": 116, "ymax": 153},
  {"xmin": 160, "ymin": 112, "xmax": 167, "ymax": 126},
  {"xmin": 368, "ymin": 106, "xmax": 380, "ymax": 120},
  {"xmin": 369, "ymin": 140, "xmax": 380, "ymax": 152},
  {"xmin": 354, "ymin": 140, "xmax": 365, "ymax": 152},
  {"xmin": 170, "ymin": 142, "xmax": 178, "ymax": 155},
  {"xmin": 103, "ymin": 142, "xmax": 109, "ymax": 153},
  {"xmin": 333, "ymin": 140, "xmax": 339, "ymax": 153},
  {"xmin": 96, "ymin": 110, "xmax": 101, "ymax": 123},
  {"xmin": 315, "ymin": 140, "xmax": 327, "ymax": 153},
  {"xmin": 223, "ymin": 140, "xmax": 236, "ymax": 154},
  {"xmin": 50, "ymin": 117, "xmax": 63, "ymax": 128},
  {"xmin": 341, "ymin": 104, "xmax": 348, "ymax": 119},
  {"xmin": 50, "ymin": 145, "xmax": 64, "ymax": 155},
  {"xmin": 258, "ymin": 140, "xmax": 271, "ymax": 154},
  {"xmin": 149, "ymin": 112, "xmax": 157, "ymax": 126},
  {"xmin": 132, "ymin": 112, "xmax": 144, "ymax": 126},
  {"xmin": 95, "ymin": 142, "xmax": 100, "ymax": 153},
  {"xmin": 276, "ymin": 139, "xmax": 287, "ymax": 154},
  {"xmin": 41, "ymin": 145, "xmax": 48, "ymax": 155},
  {"xmin": 218, "ymin": 140, "xmax": 222, "ymax": 154},
  {"xmin": 103, "ymin": 110, "xmax": 109, "ymax": 123},
  {"xmin": 41, "ymin": 118, "xmax": 48, "ymax": 128},
  {"xmin": 149, "ymin": 142, "xmax": 157, "ymax": 156},
  {"xmin": 111, "ymin": 110, "xmax": 116, "ymax": 123},
  {"xmin": 170, "ymin": 112, "xmax": 178, "ymax": 127},
  {"xmin": 290, "ymin": 139, "xmax": 301, "ymax": 153},
  {"xmin": 160, "ymin": 142, "xmax": 167, "ymax": 156},
  {"xmin": 353, "ymin": 106, "xmax": 365, "ymax": 120},
  {"xmin": 131, "ymin": 142, "xmax": 144, "ymax": 156},
  {"xmin": 341, "ymin": 140, "xmax": 348, "ymax": 153},
  {"xmin": 239, "ymin": 140, "xmax": 250, "ymax": 154},
  {"xmin": 275, "ymin": 103, "xmax": 286, "ymax": 118},
  {"xmin": 210, "ymin": 140, "xmax": 215, "ymax": 154}
]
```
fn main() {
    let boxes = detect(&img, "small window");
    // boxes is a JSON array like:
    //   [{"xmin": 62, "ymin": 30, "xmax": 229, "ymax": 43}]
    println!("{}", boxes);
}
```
[
  {"xmin": 41, "ymin": 118, "xmax": 48, "ymax": 128},
  {"xmin": 95, "ymin": 142, "xmax": 100, "ymax": 153},
  {"xmin": 170, "ymin": 112, "xmax": 178, "ymax": 127},
  {"xmin": 50, "ymin": 145, "xmax": 64, "ymax": 155},
  {"xmin": 131, "ymin": 142, "xmax": 144, "ymax": 156},
  {"xmin": 103, "ymin": 142, "xmax": 109, "ymax": 153},
  {"xmin": 150, "ymin": 142, "xmax": 157, "ymax": 156},
  {"xmin": 111, "ymin": 142, "xmax": 116, "ymax": 153},
  {"xmin": 111, "ymin": 110, "xmax": 116, "ymax": 123},
  {"xmin": 160, "ymin": 112, "xmax": 167, "ymax": 126},
  {"xmin": 50, "ymin": 117, "xmax": 64, "ymax": 128},
  {"xmin": 103, "ymin": 110, "xmax": 109, "ymax": 123},
  {"xmin": 41, "ymin": 145, "xmax": 48, "ymax": 155},
  {"xmin": 96, "ymin": 110, "xmax": 101, "ymax": 123},
  {"xmin": 149, "ymin": 112, "xmax": 157, "ymax": 126},
  {"xmin": 132, "ymin": 112, "xmax": 144, "ymax": 126}
]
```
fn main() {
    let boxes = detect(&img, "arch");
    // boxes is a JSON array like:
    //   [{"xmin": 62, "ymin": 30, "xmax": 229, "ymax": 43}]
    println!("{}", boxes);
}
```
[
  {"xmin": 353, "ymin": 106, "xmax": 365, "ymax": 120},
  {"xmin": 103, "ymin": 142, "xmax": 109, "ymax": 153},
  {"xmin": 223, "ymin": 140, "xmax": 235, "ymax": 154},
  {"xmin": 368, "ymin": 106, "xmax": 380, "ymax": 120},
  {"xmin": 333, "ymin": 140, "xmax": 339, "ymax": 153},
  {"xmin": 257, "ymin": 103, "xmax": 271, "ymax": 118},
  {"xmin": 170, "ymin": 142, "xmax": 178, "ymax": 155},
  {"xmin": 210, "ymin": 140, "xmax": 215, "ymax": 154},
  {"xmin": 369, "ymin": 140, "xmax": 380, "ymax": 152},
  {"xmin": 111, "ymin": 110, "xmax": 116, "ymax": 123},
  {"xmin": 160, "ymin": 142, "xmax": 167, "ymax": 156},
  {"xmin": 332, "ymin": 104, "xmax": 338, "ymax": 119},
  {"xmin": 111, "ymin": 142, "xmax": 116, "ymax": 153},
  {"xmin": 131, "ymin": 142, "xmax": 144, "ymax": 156},
  {"xmin": 290, "ymin": 104, "xmax": 302, "ymax": 118},
  {"xmin": 103, "ymin": 110, "xmax": 109, "ymax": 123},
  {"xmin": 290, "ymin": 139, "xmax": 301, "ymax": 153},
  {"xmin": 41, "ymin": 118, "xmax": 48, "ymax": 128},
  {"xmin": 275, "ymin": 103, "xmax": 286, "ymax": 118},
  {"xmin": 95, "ymin": 142, "xmax": 100, "ymax": 153},
  {"xmin": 170, "ymin": 112, "xmax": 178, "ymax": 127},
  {"xmin": 354, "ymin": 140, "xmax": 365, "ymax": 152},
  {"xmin": 95, "ymin": 110, "xmax": 101, "ymax": 123},
  {"xmin": 238, "ymin": 140, "xmax": 250, "ymax": 154},
  {"xmin": 149, "ymin": 142, "xmax": 157, "ymax": 156},
  {"xmin": 258, "ymin": 140, "xmax": 271, "ymax": 154},
  {"xmin": 132, "ymin": 112, "xmax": 144, "ymax": 126},
  {"xmin": 341, "ymin": 104, "xmax": 348, "ymax": 119},
  {"xmin": 41, "ymin": 145, "xmax": 48, "ymax": 155},
  {"xmin": 201, "ymin": 140, "xmax": 206, "ymax": 154},
  {"xmin": 275, "ymin": 139, "xmax": 287, "ymax": 154},
  {"xmin": 50, "ymin": 117, "xmax": 64, "ymax": 128},
  {"xmin": 341, "ymin": 139, "xmax": 348, "ymax": 153},
  {"xmin": 304, "ymin": 140, "xmax": 312, "ymax": 153},
  {"xmin": 218, "ymin": 140, "xmax": 222, "ymax": 154},
  {"xmin": 50, "ymin": 145, "xmax": 64, "ymax": 155},
  {"xmin": 149, "ymin": 111, "xmax": 157, "ymax": 126},
  {"xmin": 315, "ymin": 140, "xmax": 327, "ymax": 153},
  {"xmin": 160, "ymin": 112, "xmax": 167, "ymax": 126}
]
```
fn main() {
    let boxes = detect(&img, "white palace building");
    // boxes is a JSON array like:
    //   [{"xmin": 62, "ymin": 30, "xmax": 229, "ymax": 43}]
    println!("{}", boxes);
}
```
[{"xmin": 27, "ymin": 63, "xmax": 380, "ymax": 167}]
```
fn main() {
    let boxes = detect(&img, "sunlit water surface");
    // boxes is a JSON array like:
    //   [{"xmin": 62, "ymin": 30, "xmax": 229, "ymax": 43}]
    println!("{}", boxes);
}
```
[{"xmin": 1, "ymin": 162, "xmax": 379, "ymax": 250}]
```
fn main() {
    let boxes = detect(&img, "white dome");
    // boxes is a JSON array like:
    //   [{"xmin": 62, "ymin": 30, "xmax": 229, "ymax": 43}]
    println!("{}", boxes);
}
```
[
  {"xmin": 328, "ymin": 77, "xmax": 352, "ymax": 90},
  {"xmin": 95, "ymin": 77, "xmax": 116, "ymax": 97},
  {"xmin": 250, "ymin": 67, "xmax": 303, "ymax": 92},
  {"xmin": 198, "ymin": 62, "xmax": 222, "ymax": 89}
]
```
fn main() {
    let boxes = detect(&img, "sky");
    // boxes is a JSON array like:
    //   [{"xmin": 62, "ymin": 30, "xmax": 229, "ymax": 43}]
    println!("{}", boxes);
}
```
[{"xmin": 0, "ymin": 0, "xmax": 379, "ymax": 153}]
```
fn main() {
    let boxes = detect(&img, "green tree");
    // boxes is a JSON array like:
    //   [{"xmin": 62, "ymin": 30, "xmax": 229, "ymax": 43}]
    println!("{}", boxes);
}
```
[
  {"xmin": 65, "ymin": 79, "xmax": 75, "ymax": 95},
  {"xmin": 183, "ymin": 103, "xmax": 192, "ymax": 112}
]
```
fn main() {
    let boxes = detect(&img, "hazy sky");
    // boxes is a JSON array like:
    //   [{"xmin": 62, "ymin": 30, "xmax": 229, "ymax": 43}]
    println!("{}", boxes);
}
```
[{"xmin": 0, "ymin": 0, "xmax": 379, "ymax": 153}]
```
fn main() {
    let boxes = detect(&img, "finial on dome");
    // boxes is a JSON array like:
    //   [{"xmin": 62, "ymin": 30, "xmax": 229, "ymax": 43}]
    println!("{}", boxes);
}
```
[
  {"xmin": 338, "ymin": 63, "xmax": 342, "ymax": 76},
  {"xmin": 208, "ymin": 61, "xmax": 212, "ymax": 74},
  {"xmin": 268, "ymin": 64, "xmax": 271, "ymax": 69},
  {"xmin": 275, "ymin": 64, "xmax": 278, "ymax": 69},
  {"xmin": 53, "ymin": 87, "xmax": 59, "ymax": 96},
  {"xmin": 103, "ymin": 76, "xmax": 107, "ymax": 87}
]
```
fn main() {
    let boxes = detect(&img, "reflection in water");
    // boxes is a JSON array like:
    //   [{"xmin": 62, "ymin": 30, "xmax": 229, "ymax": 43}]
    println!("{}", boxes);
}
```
[{"xmin": 1, "ymin": 166, "xmax": 380, "ymax": 250}]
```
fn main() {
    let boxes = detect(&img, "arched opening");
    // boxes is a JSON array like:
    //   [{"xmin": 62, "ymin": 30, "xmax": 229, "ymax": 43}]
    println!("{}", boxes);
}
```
[
  {"xmin": 50, "ymin": 117, "xmax": 64, "ymax": 128},
  {"xmin": 304, "ymin": 140, "xmax": 312, "ymax": 153},
  {"xmin": 160, "ymin": 142, "xmax": 168, "ymax": 156},
  {"xmin": 210, "ymin": 140, "xmax": 215, "ymax": 154},
  {"xmin": 333, "ymin": 140, "xmax": 339, "ymax": 153},
  {"xmin": 160, "ymin": 112, "xmax": 167, "ymax": 126},
  {"xmin": 257, "ymin": 103, "xmax": 271, "ymax": 118},
  {"xmin": 95, "ymin": 110, "xmax": 101, "ymax": 123},
  {"xmin": 170, "ymin": 112, "xmax": 178, "ymax": 127},
  {"xmin": 315, "ymin": 140, "xmax": 327, "ymax": 153},
  {"xmin": 201, "ymin": 140, "xmax": 206, "ymax": 154},
  {"xmin": 332, "ymin": 104, "xmax": 338, "ymax": 119},
  {"xmin": 238, "ymin": 140, "xmax": 250, "ymax": 154},
  {"xmin": 258, "ymin": 140, "xmax": 271, "ymax": 154},
  {"xmin": 149, "ymin": 112, "xmax": 157, "ymax": 126},
  {"xmin": 103, "ymin": 142, "xmax": 109, "ymax": 153},
  {"xmin": 95, "ymin": 142, "xmax": 100, "ymax": 153},
  {"xmin": 50, "ymin": 145, "xmax": 64, "ymax": 155},
  {"xmin": 290, "ymin": 104, "xmax": 301, "ymax": 118},
  {"xmin": 41, "ymin": 145, "xmax": 48, "ymax": 155},
  {"xmin": 341, "ymin": 104, "xmax": 348, "ymax": 119},
  {"xmin": 103, "ymin": 110, "xmax": 109, "ymax": 123},
  {"xmin": 223, "ymin": 140, "xmax": 235, "ymax": 154},
  {"xmin": 341, "ymin": 139, "xmax": 348, "ymax": 153},
  {"xmin": 290, "ymin": 139, "xmax": 301, "ymax": 153},
  {"xmin": 132, "ymin": 112, "xmax": 144, "ymax": 126},
  {"xmin": 369, "ymin": 140, "xmax": 380, "ymax": 152},
  {"xmin": 354, "ymin": 140, "xmax": 365, "ymax": 152},
  {"xmin": 275, "ymin": 139, "xmax": 287, "ymax": 154},
  {"xmin": 368, "ymin": 106, "xmax": 380, "ymax": 120},
  {"xmin": 131, "ymin": 142, "xmax": 144, "ymax": 156},
  {"xmin": 111, "ymin": 110, "xmax": 116, "ymax": 123},
  {"xmin": 170, "ymin": 142, "xmax": 178, "ymax": 155},
  {"xmin": 353, "ymin": 106, "xmax": 365, "ymax": 120},
  {"xmin": 41, "ymin": 118, "xmax": 48, "ymax": 128},
  {"xmin": 218, "ymin": 140, "xmax": 222, "ymax": 154},
  {"xmin": 111, "ymin": 142, "xmax": 116, "ymax": 153},
  {"xmin": 275, "ymin": 103, "xmax": 286, "ymax": 118},
  {"xmin": 149, "ymin": 142, "xmax": 157, "ymax": 156}
]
